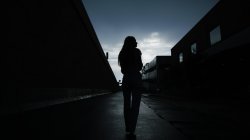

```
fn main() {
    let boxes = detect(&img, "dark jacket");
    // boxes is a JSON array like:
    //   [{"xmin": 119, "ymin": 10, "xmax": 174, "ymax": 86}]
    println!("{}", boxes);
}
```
[{"xmin": 120, "ymin": 48, "xmax": 143, "ymax": 75}]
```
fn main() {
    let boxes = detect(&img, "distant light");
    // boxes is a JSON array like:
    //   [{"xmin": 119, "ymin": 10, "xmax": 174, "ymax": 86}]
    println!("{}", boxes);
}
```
[
  {"xmin": 210, "ymin": 25, "xmax": 221, "ymax": 45},
  {"xmin": 179, "ymin": 52, "xmax": 183, "ymax": 63},
  {"xmin": 191, "ymin": 43, "xmax": 197, "ymax": 54}
]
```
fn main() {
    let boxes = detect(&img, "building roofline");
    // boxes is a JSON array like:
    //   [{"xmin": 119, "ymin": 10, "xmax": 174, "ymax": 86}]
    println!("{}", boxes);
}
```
[{"xmin": 71, "ymin": 0, "xmax": 118, "ymax": 83}]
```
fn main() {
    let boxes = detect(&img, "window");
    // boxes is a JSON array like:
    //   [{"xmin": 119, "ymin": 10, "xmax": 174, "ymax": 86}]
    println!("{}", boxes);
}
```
[
  {"xmin": 210, "ymin": 26, "xmax": 221, "ymax": 45},
  {"xmin": 191, "ymin": 43, "xmax": 197, "ymax": 54},
  {"xmin": 179, "ymin": 53, "xmax": 183, "ymax": 63}
]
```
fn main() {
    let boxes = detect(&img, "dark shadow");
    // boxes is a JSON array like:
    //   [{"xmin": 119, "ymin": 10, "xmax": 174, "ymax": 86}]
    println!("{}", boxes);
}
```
[
  {"xmin": 118, "ymin": 36, "xmax": 143, "ymax": 134},
  {"xmin": 125, "ymin": 133, "xmax": 137, "ymax": 140}
]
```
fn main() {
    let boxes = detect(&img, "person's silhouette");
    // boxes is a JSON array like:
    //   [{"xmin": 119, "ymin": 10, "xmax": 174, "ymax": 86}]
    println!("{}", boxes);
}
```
[{"xmin": 118, "ymin": 36, "xmax": 143, "ymax": 136}]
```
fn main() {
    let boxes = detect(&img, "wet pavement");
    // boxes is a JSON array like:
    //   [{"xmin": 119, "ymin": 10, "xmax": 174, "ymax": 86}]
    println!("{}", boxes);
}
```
[
  {"xmin": 142, "ymin": 94, "xmax": 250, "ymax": 140},
  {"xmin": 1, "ymin": 91, "xmax": 249, "ymax": 140}
]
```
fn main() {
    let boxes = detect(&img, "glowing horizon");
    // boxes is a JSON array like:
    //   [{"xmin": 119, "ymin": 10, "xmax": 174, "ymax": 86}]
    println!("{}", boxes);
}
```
[{"xmin": 82, "ymin": 0, "xmax": 220, "ymax": 81}]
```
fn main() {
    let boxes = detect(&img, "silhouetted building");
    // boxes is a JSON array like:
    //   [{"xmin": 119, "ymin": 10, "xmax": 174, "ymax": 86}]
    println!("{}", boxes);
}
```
[
  {"xmin": 142, "ymin": 56, "xmax": 172, "ymax": 93},
  {"xmin": 171, "ymin": 0, "xmax": 250, "ymax": 96},
  {"xmin": 3, "ymin": 0, "xmax": 118, "ymax": 115}
]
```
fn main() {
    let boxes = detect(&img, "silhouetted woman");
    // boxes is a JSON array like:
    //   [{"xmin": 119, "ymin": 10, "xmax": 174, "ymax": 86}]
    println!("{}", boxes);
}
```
[{"xmin": 118, "ymin": 36, "xmax": 143, "ymax": 136}]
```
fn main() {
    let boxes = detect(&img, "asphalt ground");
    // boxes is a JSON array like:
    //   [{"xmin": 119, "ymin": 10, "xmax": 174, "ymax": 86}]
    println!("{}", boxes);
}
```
[
  {"xmin": 1, "ymin": 91, "xmax": 249, "ymax": 140},
  {"xmin": 1, "ymin": 92, "xmax": 186, "ymax": 140}
]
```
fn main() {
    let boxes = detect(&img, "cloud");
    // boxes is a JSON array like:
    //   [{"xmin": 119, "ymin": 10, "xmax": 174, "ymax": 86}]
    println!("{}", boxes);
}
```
[
  {"xmin": 102, "ymin": 43, "xmax": 123, "ymax": 81},
  {"xmin": 101, "ymin": 32, "xmax": 174, "ymax": 81},
  {"xmin": 139, "ymin": 32, "xmax": 173, "ymax": 63},
  {"xmin": 102, "ymin": 43, "xmax": 121, "ymax": 61}
]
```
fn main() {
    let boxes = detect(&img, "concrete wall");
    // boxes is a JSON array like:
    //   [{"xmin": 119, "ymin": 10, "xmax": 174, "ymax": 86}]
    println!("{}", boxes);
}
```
[{"xmin": 3, "ymin": 0, "xmax": 118, "ymax": 115}]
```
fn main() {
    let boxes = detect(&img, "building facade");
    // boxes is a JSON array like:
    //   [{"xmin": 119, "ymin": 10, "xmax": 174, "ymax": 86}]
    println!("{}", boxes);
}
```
[
  {"xmin": 142, "ymin": 56, "xmax": 172, "ymax": 93},
  {"xmin": 171, "ymin": 0, "xmax": 250, "ymax": 96}
]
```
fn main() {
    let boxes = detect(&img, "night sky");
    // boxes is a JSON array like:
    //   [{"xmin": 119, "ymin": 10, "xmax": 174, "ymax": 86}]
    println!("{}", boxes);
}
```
[{"xmin": 81, "ymin": 0, "xmax": 219, "ymax": 82}]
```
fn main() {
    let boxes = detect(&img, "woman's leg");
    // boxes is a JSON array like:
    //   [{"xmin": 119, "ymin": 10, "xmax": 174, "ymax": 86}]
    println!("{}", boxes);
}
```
[
  {"xmin": 130, "ymin": 89, "xmax": 141, "ymax": 133},
  {"xmin": 123, "ymin": 89, "xmax": 132, "ymax": 132},
  {"xmin": 130, "ymin": 74, "xmax": 142, "ymax": 133}
]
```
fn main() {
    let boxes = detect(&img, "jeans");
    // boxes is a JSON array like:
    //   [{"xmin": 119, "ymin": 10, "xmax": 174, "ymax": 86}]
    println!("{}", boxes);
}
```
[{"xmin": 122, "ymin": 73, "xmax": 142, "ymax": 133}]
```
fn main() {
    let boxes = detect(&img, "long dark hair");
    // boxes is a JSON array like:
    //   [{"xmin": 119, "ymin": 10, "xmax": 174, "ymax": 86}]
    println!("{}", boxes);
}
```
[{"xmin": 118, "ymin": 36, "xmax": 137, "ymax": 66}]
